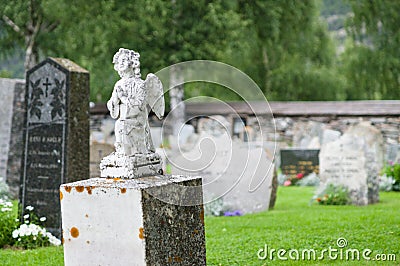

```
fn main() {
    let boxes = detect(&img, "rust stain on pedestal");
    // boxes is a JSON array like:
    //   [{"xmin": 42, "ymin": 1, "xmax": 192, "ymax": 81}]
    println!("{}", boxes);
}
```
[
  {"xmin": 70, "ymin": 227, "xmax": 79, "ymax": 238},
  {"xmin": 75, "ymin": 186, "xmax": 84, "ymax": 192},
  {"xmin": 139, "ymin": 227, "xmax": 144, "ymax": 239}
]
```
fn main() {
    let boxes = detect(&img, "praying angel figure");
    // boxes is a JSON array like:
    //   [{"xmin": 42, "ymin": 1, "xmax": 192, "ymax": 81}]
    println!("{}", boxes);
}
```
[{"xmin": 107, "ymin": 48, "xmax": 164, "ymax": 156}]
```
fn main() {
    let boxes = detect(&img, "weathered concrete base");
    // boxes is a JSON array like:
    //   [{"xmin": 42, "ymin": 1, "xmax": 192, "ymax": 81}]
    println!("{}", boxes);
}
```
[
  {"xmin": 100, "ymin": 152, "xmax": 163, "ymax": 178},
  {"xmin": 60, "ymin": 175, "xmax": 206, "ymax": 266}
]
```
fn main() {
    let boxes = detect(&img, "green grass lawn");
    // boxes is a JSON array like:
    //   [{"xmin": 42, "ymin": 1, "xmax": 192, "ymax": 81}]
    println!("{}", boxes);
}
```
[
  {"xmin": 206, "ymin": 187, "xmax": 400, "ymax": 265},
  {"xmin": 1, "ymin": 187, "xmax": 399, "ymax": 265}
]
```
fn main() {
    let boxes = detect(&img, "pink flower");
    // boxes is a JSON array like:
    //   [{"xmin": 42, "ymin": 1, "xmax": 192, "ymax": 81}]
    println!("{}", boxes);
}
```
[
  {"xmin": 296, "ymin": 173, "xmax": 304, "ymax": 179},
  {"xmin": 283, "ymin": 180, "xmax": 292, "ymax": 186}
]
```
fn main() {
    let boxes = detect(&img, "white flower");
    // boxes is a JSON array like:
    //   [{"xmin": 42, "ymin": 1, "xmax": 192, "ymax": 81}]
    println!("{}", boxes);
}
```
[
  {"xmin": 15, "ymin": 218, "xmax": 19, "ymax": 222},
  {"xmin": 12, "ymin": 230, "xmax": 19, "ymax": 238},
  {"xmin": 47, "ymin": 233, "xmax": 62, "ymax": 246},
  {"xmin": 19, "ymin": 224, "xmax": 28, "ymax": 236},
  {"xmin": 26, "ymin": 206, "xmax": 34, "ymax": 211},
  {"xmin": 20, "ymin": 224, "xmax": 28, "ymax": 230},
  {"xmin": 39, "ymin": 217, "xmax": 46, "ymax": 222},
  {"xmin": 23, "ymin": 214, "xmax": 29, "ymax": 219},
  {"xmin": 29, "ymin": 224, "xmax": 40, "ymax": 236},
  {"xmin": 40, "ymin": 228, "xmax": 47, "ymax": 237},
  {"xmin": 1, "ymin": 207, "xmax": 11, "ymax": 212}
]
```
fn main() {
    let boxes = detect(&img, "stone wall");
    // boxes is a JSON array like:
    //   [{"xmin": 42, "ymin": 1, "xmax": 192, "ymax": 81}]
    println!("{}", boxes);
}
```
[
  {"xmin": 273, "ymin": 116, "xmax": 399, "ymax": 159},
  {"xmin": 90, "ymin": 101, "xmax": 400, "ymax": 168}
]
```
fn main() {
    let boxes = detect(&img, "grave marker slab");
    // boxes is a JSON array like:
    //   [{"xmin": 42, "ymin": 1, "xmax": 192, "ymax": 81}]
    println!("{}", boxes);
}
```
[
  {"xmin": 20, "ymin": 58, "xmax": 89, "ymax": 237},
  {"xmin": 319, "ymin": 135, "xmax": 368, "ymax": 205},
  {"xmin": 280, "ymin": 149, "xmax": 320, "ymax": 176},
  {"xmin": 6, "ymin": 79, "xmax": 26, "ymax": 199},
  {"xmin": 171, "ymin": 132, "xmax": 274, "ymax": 214},
  {"xmin": 0, "ymin": 78, "xmax": 25, "ymax": 198},
  {"xmin": 0, "ymin": 79, "xmax": 17, "ymax": 180}
]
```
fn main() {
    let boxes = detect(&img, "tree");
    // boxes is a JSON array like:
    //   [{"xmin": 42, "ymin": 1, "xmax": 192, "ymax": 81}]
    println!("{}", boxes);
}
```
[
  {"xmin": 0, "ymin": 0, "xmax": 58, "ymax": 70},
  {"xmin": 236, "ymin": 0, "xmax": 340, "ymax": 100},
  {"xmin": 343, "ymin": 0, "xmax": 400, "ymax": 99}
]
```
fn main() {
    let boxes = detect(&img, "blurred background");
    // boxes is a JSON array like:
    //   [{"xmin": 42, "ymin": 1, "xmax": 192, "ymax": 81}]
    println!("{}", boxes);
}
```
[{"xmin": 1, "ymin": 0, "xmax": 399, "ymax": 103}]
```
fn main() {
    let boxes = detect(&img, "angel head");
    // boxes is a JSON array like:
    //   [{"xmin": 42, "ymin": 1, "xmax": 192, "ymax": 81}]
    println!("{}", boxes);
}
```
[{"xmin": 113, "ymin": 48, "xmax": 141, "ymax": 78}]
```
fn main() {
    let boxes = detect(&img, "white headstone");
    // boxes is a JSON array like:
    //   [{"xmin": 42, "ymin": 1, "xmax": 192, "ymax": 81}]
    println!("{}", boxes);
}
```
[
  {"xmin": 345, "ymin": 122, "xmax": 383, "ymax": 204},
  {"xmin": 319, "ymin": 134, "xmax": 368, "ymax": 205},
  {"xmin": 293, "ymin": 121, "xmax": 323, "ymax": 148},
  {"xmin": 321, "ymin": 129, "xmax": 341, "ymax": 145},
  {"xmin": 170, "ymin": 132, "xmax": 274, "ymax": 214},
  {"xmin": 318, "ymin": 122, "xmax": 383, "ymax": 205}
]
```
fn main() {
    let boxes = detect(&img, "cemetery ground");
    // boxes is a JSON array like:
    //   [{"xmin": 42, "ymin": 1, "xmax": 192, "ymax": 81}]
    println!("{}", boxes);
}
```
[{"xmin": 1, "ymin": 187, "xmax": 399, "ymax": 265}]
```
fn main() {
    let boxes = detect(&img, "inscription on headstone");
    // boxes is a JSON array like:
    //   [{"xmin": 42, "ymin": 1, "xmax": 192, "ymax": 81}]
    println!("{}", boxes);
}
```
[
  {"xmin": 319, "ymin": 135, "xmax": 368, "ymax": 205},
  {"xmin": 20, "ymin": 58, "xmax": 89, "ymax": 237},
  {"xmin": 280, "ymin": 149, "xmax": 320, "ymax": 176}
]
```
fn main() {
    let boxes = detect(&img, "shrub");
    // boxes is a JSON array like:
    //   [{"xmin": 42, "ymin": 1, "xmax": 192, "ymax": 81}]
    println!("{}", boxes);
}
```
[
  {"xmin": 204, "ymin": 197, "xmax": 224, "ymax": 216},
  {"xmin": 316, "ymin": 184, "xmax": 349, "ymax": 205},
  {"xmin": 0, "ymin": 178, "xmax": 10, "ymax": 199},
  {"xmin": 12, "ymin": 206, "xmax": 61, "ymax": 249},
  {"xmin": 297, "ymin": 173, "xmax": 320, "ymax": 187},
  {"xmin": 279, "ymin": 172, "xmax": 319, "ymax": 187},
  {"xmin": 379, "ymin": 174, "xmax": 395, "ymax": 192},
  {"xmin": 381, "ymin": 162, "xmax": 400, "ymax": 191},
  {"xmin": 0, "ymin": 198, "xmax": 18, "ymax": 248}
]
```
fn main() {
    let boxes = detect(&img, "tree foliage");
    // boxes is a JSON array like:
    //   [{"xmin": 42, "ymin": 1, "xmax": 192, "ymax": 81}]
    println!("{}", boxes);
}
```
[
  {"xmin": 2, "ymin": 0, "xmax": 397, "ymax": 102},
  {"xmin": 343, "ymin": 0, "xmax": 400, "ymax": 100},
  {"xmin": 0, "ymin": 0, "xmax": 59, "ymax": 70}
]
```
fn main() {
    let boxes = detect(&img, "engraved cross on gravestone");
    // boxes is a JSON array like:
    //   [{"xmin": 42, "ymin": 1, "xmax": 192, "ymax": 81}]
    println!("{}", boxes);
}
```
[{"xmin": 20, "ymin": 58, "xmax": 89, "ymax": 238}]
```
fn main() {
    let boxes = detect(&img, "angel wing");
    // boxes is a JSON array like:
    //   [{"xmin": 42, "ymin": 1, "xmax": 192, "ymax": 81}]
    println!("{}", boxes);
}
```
[{"xmin": 145, "ymin": 73, "xmax": 165, "ymax": 119}]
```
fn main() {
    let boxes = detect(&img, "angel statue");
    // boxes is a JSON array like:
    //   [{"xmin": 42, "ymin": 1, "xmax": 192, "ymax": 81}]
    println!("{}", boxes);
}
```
[{"xmin": 100, "ymin": 48, "xmax": 165, "ymax": 178}]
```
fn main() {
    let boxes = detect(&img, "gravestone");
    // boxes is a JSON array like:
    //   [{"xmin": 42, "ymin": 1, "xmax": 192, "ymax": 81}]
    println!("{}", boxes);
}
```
[
  {"xmin": 386, "ymin": 144, "xmax": 400, "ymax": 164},
  {"xmin": 171, "ymin": 132, "xmax": 274, "ymax": 214},
  {"xmin": 90, "ymin": 142, "xmax": 114, "ymax": 178},
  {"xmin": 345, "ymin": 122, "xmax": 383, "ymax": 204},
  {"xmin": 6, "ymin": 78, "xmax": 26, "ymax": 199},
  {"xmin": 0, "ymin": 78, "xmax": 25, "ymax": 198},
  {"xmin": 292, "ymin": 121, "xmax": 323, "ymax": 148},
  {"xmin": 20, "ymin": 58, "xmax": 89, "ymax": 237},
  {"xmin": 280, "ymin": 149, "xmax": 320, "ymax": 176},
  {"xmin": 319, "ymin": 123, "xmax": 383, "ymax": 205},
  {"xmin": 0, "ymin": 79, "xmax": 18, "ymax": 180},
  {"xmin": 318, "ymin": 135, "xmax": 368, "ymax": 205}
]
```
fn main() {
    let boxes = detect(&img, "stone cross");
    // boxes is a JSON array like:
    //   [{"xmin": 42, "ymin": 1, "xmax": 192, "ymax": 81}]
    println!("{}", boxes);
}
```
[{"xmin": 20, "ymin": 58, "xmax": 89, "ymax": 237}]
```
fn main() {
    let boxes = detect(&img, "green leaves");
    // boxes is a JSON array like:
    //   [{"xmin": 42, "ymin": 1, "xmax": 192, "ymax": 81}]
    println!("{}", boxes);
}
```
[
  {"xmin": 50, "ymin": 78, "xmax": 65, "ymax": 120},
  {"xmin": 29, "ymin": 79, "xmax": 43, "ymax": 120}
]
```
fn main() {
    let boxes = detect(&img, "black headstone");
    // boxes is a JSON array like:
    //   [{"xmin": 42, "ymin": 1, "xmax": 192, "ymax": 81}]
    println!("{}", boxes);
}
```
[
  {"xmin": 280, "ymin": 149, "xmax": 320, "ymax": 176},
  {"xmin": 20, "ymin": 58, "xmax": 89, "ymax": 237}
]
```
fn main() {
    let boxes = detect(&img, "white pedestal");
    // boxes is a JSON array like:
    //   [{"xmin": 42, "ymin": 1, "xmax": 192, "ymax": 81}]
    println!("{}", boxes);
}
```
[{"xmin": 60, "ymin": 175, "xmax": 206, "ymax": 266}]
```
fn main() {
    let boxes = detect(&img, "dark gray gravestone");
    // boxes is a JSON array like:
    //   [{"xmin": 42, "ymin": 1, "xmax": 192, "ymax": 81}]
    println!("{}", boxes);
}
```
[
  {"xmin": 20, "ymin": 58, "xmax": 89, "ymax": 237},
  {"xmin": 4, "ymin": 78, "xmax": 26, "ymax": 199},
  {"xmin": 280, "ymin": 149, "xmax": 320, "ymax": 176},
  {"xmin": 0, "ymin": 78, "xmax": 24, "ymax": 196}
]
